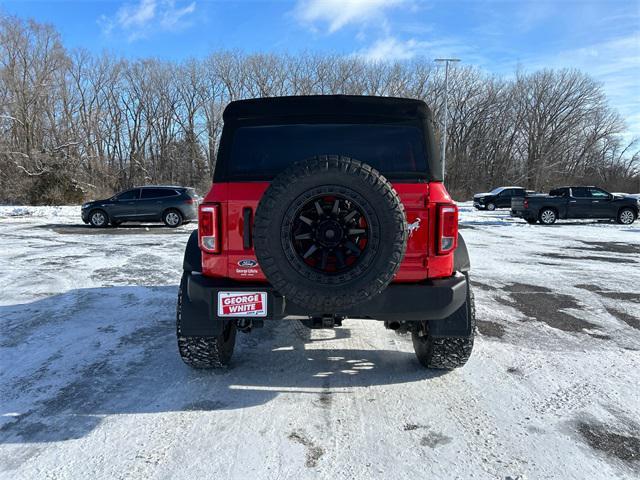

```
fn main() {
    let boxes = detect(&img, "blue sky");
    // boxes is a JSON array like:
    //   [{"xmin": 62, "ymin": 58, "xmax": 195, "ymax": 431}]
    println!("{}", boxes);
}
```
[{"xmin": 2, "ymin": 0, "xmax": 639, "ymax": 137}]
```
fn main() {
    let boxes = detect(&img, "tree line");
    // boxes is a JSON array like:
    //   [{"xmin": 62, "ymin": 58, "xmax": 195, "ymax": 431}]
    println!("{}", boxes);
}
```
[{"xmin": 1, "ymin": 14, "xmax": 638, "ymax": 204}]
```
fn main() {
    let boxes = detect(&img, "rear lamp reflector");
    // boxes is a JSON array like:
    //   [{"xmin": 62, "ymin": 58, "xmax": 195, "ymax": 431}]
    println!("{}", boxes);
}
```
[
  {"xmin": 199, "ymin": 204, "xmax": 220, "ymax": 253},
  {"xmin": 437, "ymin": 204, "xmax": 458, "ymax": 255}
]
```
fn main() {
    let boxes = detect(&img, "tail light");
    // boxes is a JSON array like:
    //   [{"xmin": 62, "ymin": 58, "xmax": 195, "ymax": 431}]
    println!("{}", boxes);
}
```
[
  {"xmin": 199, "ymin": 204, "xmax": 220, "ymax": 253},
  {"xmin": 437, "ymin": 204, "xmax": 458, "ymax": 255},
  {"xmin": 183, "ymin": 198, "xmax": 196, "ymax": 204},
  {"xmin": 523, "ymin": 199, "xmax": 529, "ymax": 209}
]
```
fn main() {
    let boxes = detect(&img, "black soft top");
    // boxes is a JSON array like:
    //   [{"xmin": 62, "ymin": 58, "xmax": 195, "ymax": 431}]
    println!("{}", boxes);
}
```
[
  {"xmin": 223, "ymin": 95, "xmax": 432, "ymax": 122},
  {"xmin": 217, "ymin": 95, "xmax": 441, "ymax": 182}
]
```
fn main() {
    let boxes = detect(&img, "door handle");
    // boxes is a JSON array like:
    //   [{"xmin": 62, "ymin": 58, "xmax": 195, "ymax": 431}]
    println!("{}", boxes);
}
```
[
  {"xmin": 570, "ymin": 200, "xmax": 577, "ymax": 203},
  {"xmin": 592, "ymin": 201, "xmax": 599, "ymax": 203}
]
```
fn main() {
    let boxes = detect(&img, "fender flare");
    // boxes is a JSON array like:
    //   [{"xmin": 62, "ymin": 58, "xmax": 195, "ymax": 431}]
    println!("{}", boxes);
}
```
[
  {"xmin": 453, "ymin": 233, "xmax": 470, "ymax": 273},
  {"xmin": 183, "ymin": 230, "xmax": 202, "ymax": 273}
]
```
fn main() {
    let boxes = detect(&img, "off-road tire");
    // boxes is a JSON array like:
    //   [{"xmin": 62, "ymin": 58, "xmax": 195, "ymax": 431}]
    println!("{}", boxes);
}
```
[
  {"xmin": 89, "ymin": 209, "xmax": 109, "ymax": 228},
  {"xmin": 253, "ymin": 155, "xmax": 407, "ymax": 312},
  {"xmin": 539, "ymin": 208, "xmax": 557, "ymax": 225},
  {"xmin": 163, "ymin": 209, "xmax": 183, "ymax": 228},
  {"xmin": 412, "ymin": 288, "xmax": 476, "ymax": 369},
  {"xmin": 617, "ymin": 207, "xmax": 636, "ymax": 225},
  {"xmin": 176, "ymin": 274, "xmax": 236, "ymax": 368}
]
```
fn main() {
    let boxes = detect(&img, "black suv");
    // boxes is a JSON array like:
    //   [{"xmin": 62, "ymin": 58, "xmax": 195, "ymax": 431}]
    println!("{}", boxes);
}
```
[
  {"xmin": 473, "ymin": 186, "xmax": 528, "ymax": 210},
  {"xmin": 81, "ymin": 186, "xmax": 198, "ymax": 228}
]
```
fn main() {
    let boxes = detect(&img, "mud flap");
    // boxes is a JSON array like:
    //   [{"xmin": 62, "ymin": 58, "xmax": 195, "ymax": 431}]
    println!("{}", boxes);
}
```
[
  {"xmin": 179, "ymin": 273, "xmax": 224, "ymax": 337},
  {"xmin": 426, "ymin": 274, "xmax": 472, "ymax": 338},
  {"xmin": 182, "ymin": 230, "xmax": 202, "ymax": 273}
]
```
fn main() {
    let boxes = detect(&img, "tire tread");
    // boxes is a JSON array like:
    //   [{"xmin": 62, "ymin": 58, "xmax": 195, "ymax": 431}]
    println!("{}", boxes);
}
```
[
  {"xmin": 176, "ymin": 275, "xmax": 236, "ymax": 369},
  {"xmin": 253, "ymin": 155, "xmax": 407, "ymax": 311},
  {"xmin": 412, "ymin": 288, "xmax": 476, "ymax": 370}
]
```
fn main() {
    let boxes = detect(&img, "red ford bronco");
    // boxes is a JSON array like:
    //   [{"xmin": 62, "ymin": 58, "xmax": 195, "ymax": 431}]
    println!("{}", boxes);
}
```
[{"xmin": 177, "ymin": 95, "xmax": 475, "ymax": 369}]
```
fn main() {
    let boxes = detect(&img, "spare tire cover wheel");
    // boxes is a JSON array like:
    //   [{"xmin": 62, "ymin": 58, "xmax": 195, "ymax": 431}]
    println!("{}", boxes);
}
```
[{"xmin": 253, "ymin": 155, "xmax": 408, "ymax": 311}]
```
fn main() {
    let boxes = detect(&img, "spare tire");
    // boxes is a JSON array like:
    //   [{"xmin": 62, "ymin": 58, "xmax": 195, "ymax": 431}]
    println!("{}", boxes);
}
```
[{"xmin": 253, "ymin": 155, "xmax": 407, "ymax": 312}]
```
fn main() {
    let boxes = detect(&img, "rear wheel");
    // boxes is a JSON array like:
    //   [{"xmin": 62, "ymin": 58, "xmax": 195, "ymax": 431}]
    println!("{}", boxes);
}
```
[
  {"xmin": 89, "ymin": 209, "xmax": 109, "ymax": 228},
  {"xmin": 539, "ymin": 208, "xmax": 557, "ymax": 225},
  {"xmin": 163, "ymin": 209, "xmax": 183, "ymax": 228},
  {"xmin": 176, "ymin": 274, "xmax": 236, "ymax": 368},
  {"xmin": 412, "ymin": 289, "xmax": 475, "ymax": 370},
  {"xmin": 617, "ymin": 208, "xmax": 636, "ymax": 225}
]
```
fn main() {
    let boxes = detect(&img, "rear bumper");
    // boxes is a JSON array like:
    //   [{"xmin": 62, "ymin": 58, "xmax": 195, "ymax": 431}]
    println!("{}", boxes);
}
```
[
  {"xmin": 511, "ymin": 209, "xmax": 535, "ymax": 220},
  {"xmin": 180, "ymin": 273, "xmax": 469, "ymax": 336}
]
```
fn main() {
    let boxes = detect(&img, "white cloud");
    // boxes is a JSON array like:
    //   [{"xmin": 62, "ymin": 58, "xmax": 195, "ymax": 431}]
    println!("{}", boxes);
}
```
[
  {"xmin": 160, "ymin": 1, "xmax": 196, "ymax": 30},
  {"xmin": 100, "ymin": 0, "xmax": 196, "ymax": 41},
  {"xmin": 294, "ymin": 0, "xmax": 405, "ymax": 33},
  {"xmin": 117, "ymin": 0, "xmax": 157, "ymax": 30},
  {"xmin": 357, "ymin": 36, "xmax": 477, "ymax": 63},
  {"xmin": 358, "ymin": 37, "xmax": 424, "ymax": 61}
]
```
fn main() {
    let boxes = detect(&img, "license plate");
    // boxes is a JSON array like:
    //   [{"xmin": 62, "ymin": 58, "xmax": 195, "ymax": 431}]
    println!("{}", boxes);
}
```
[{"xmin": 217, "ymin": 291, "xmax": 267, "ymax": 317}]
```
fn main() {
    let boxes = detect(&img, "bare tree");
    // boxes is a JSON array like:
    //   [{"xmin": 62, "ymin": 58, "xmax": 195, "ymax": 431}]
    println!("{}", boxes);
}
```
[{"xmin": 0, "ymin": 15, "xmax": 637, "ymax": 204}]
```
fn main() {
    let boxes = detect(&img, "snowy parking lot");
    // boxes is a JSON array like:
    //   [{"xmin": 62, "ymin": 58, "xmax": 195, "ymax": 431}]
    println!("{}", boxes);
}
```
[{"xmin": 1, "ymin": 204, "xmax": 639, "ymax": 479}]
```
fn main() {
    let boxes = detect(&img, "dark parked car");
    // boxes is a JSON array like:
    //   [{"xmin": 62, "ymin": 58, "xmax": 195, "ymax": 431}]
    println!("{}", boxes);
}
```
[
  {"xmin": 473, "ymin": 186, "xmax": 528, "ymax": 210},
  {"xmin": 81, "ymin": 186, "xmax": 198, "ymax": 228},
  {"xmin": 511, "ymin": 186, "xmax": 639, "ymax": 225}
]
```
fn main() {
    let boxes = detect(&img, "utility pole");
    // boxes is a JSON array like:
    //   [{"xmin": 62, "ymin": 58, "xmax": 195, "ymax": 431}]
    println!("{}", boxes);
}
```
[{"xmin": 434, "ymin": 58, "xmax": 460, "ymax": 181}]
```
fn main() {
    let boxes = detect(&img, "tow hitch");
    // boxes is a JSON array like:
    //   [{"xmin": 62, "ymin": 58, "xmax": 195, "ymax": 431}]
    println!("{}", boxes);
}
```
[{"xmin": 301, "ymin": 315, "xmax": 344, "ymax": 329}]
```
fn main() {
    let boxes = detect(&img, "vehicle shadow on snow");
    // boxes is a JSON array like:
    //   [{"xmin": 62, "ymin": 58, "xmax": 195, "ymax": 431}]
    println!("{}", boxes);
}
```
[
  {"xmin": 33, "ymin": 224, "xmax": 194, "ymax": 235},
  {"xmin": 459, "ymin": 220, "xmax": 515, "ymax": 227},
  {"xmin": 0, "ymin": 286, "xmax": 442, "ymax": 445},
  {"xmin": 462, "ymin": 218, "xmax": 621, "ymax": 228}
]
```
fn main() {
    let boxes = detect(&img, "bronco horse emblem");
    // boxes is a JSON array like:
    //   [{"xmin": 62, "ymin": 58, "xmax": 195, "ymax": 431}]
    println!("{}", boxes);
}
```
[{"xmin": 407, "ymin": 217, "xmax": 421, "ymax": 237}]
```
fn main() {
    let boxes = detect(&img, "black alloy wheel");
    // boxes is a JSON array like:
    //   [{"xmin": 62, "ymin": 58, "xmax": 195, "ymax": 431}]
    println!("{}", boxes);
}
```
[{"xmin": 290, "ymin": 194, "xmax": 369, "ymax": 275}]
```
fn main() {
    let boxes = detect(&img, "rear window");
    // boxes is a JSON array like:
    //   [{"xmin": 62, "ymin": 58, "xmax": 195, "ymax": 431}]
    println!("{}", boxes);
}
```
[
  {"xmin": 115, "ymin": 189, "xmax": 140, "ymax": 200},
  {"xmin": 225, "ymin": 124, "xmax": 427, "ymax": 180},
  {"xmin": 572, "ymin": 187, "xmax": 590, "ymax": 197}
]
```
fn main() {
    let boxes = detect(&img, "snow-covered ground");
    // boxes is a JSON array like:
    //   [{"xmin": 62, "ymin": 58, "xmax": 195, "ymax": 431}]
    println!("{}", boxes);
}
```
[{"xmin": 1, "ymin": 204, "xmax": 639, "ymax": 479}]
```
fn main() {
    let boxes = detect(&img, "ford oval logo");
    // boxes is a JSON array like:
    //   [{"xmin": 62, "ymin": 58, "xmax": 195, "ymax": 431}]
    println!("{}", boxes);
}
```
[{"xmin": 238, "ymin": 259, "xmax": 258, "ymax": 268}]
